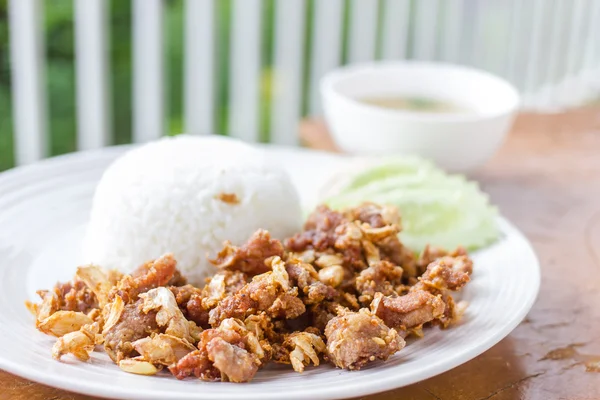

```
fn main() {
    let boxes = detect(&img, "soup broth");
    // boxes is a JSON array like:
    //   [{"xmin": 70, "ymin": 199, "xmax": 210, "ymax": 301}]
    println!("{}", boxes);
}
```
[{"xmin": 359, "ymin": 96, "xmax": 472, "ymax": 114}]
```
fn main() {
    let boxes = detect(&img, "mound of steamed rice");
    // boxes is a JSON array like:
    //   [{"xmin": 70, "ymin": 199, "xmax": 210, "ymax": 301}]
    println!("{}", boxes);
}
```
[{"xmin": 82, "ymin": 135, "xmax": 303, "ymax": 285}]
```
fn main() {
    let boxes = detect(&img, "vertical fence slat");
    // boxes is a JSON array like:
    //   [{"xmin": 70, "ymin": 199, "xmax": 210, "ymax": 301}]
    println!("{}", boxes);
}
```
[
  {"xmin": 592, "ymin": 0, "xmax": 600, "ymax": 72},
  {"xmin": 571, "ymin": 0, "xmax": 597, "ymax": 103},
  {"xmin": 132, "ymin": 0, "xmax": 164, "ymax": 143},
  {"xmin": 308, "ymin": 0, "xmax": 343, "ymax": 115},
  {"xmin": 471, "ymin": 0, "xmax": 511, "ymax": 74},
  {"xmin": 459, "ymin": 0, "xmax": 479, "ymax": 65},
  {"xmin": 565, "ymin": 0, "xmax": 586, "ymax": 78},
  {"xmin": 557, "ymin": 0, "xmax": 589, "ymax": 108},
  {"xmin": 439, "ymin": 0, "xmax": 463, "ymax": 63},
  {"xmin": 504, "ymin": 0, "xmax": 520, "ymax": 80},
  {"xmin": 412, "ymin": 0, "xmax": 439, "ymax": 61},
  {"xmin": 7, "ymin": 0, "xmax": 47, "ymax": 165},
  {"xmin": 348, "ymin": 0, "xmax": 379, "ymax": 63},
  {"xmin": 506, "ymin": 0, "xmax": 530, "ymax": 90},
  {"xmin": 523, "ymin": 0, "xmax": 544, "ymax": 98},
  {"xmin": 184, "ymin": 0, "xmax": 215, "ymax": 136},
  {"xmin": 75, "ymin": 0, "xmax": 111, "ymax": 150},
  {"xmin": 583, "ymin": 0, "xmax": 599, "ymax": 70},
  {"xmin": 380, "ymin": 0, "xmax": 410, "ymax": 60},
  {"xmin": 227, "ymin": 0, "xmax": 262, "ymax": 141},
  {"xmin": 471, "ymin": 0, "xmax": 487, "ymax": 69},
  {"xmin": 527, "ymin": 0, "xmax": 559, "ymax": 110},
  {"xmin": 583, "ymin": 0, "xmax": 600, "ymax": 77},
  {"xmin": 545, "ymin": 0, "xmax": 568, "ymax": 89},
  {"xmin": 270, "ymin": 0, "xmax": 305, "ymax": 145}
]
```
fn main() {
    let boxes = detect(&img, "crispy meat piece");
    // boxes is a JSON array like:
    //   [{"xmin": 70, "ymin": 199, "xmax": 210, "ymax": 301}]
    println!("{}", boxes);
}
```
[
  {"xmin": 207, "ymin": 337, "xmax": 260, "ymax": 382},
  {"xmin": 360, "ymin": 222, "xmax": 416, "ymax": 277},
  {"xmin": 285, "ymin": 205, "xmax": 346, "ymax": 252},
  {"xmin": 219, "ymin": 318, "xmax": 269, "ymax": 362},
  {"xmin": 75, "ymin": 265, "xmax": 117, "ymax": 308},
  {"xmin": 341, "ymin": 203, "xmax": 416, "ymax": 276},
  {"xmin": 416, "ymin": 255, "xmax": 473, "ymax": 292},
  {"xmin": 221, "ymin": 271, "xmax": 248, "ymax": 294},
  {"xmin": 343, "ymin": 202, "xmax": 400, "ymax": 228},
  {"xmin": 166, "ymin": 268, "xmax": 187, "ymax": 287},
  {"xmin": 169, "ymin": 350, "xmax": 219, "ymax": 381},
  {"xmin": 436, "ymin": 293, "xmax": 460, "ymax": 328},
  {"xmin": 185, "ymin": 295, "xmax": 210, "ymax": 329},
  {"xmin": 333, "ymin": 219, "xmax": 408, "ymax": 273},
  {"xmin": 170, "ymin": 284, "xmax": 202, "ymax": 305},
  {"xmin": 244, "ymin": 313, "xmax": 274, "ymax": 338},
  {"xmin": 52, "ymin": 279, "xmax": 99, "ymax": 313},
  {"xmin": 139, "ymin": 287, "xmax": 201, "ymax": 344},
  {"xmin": 169, "ymin": 318, "xmax": 263, "ymax": 382},
  {"xmin": 28, "ymin": 272, "xmax": 106, "ymax": 336},
  {"xmin": 303, "ymin": 205, "xmax": 346, "ymax": 232},
  {"xmin": 340, "ymin": 292, "xmax": 361, "ymax": 310},
  {"xmin": 170, "ymin": 285, "xmax": 210, "ymax": 328},
  {"xmin": 201, "ymin": 270, "xmax": 248, "ymax": 310},
  {"xmin": 28, "ymin": 268, "xmax": 109, "ymax": 320},
  {"xmin": 325, "ymin": 308, "xmax": 404, "ymax": 370},
  {"xmin": 355, "ymin": 260, "xmax": 404, "ymax": 305},
  {"xmin": 243, "ymin": 313, "xmax": 277, "ymax": 360},
  {"xmin": 131, "ymin": 258, "xmax": 186, "ymax": 287},
  {"xmin": 111, "ymin": 253, "xmax": 177, "ymax": 303},
  {"xmin": 30, "ymin": 203, "xmax": 476, "ymax": 383},
  {"xmin": 267, "ymin": 292, "xmax": 306, "ymax": 319},
  {"xmin": 378, "ymin": 238, "xmax": 416, "ymax": 278},
  {"xmin": 208, "ymin": 292, "xmax": 253, "ymax": 326},
  {"xmin": 286, "ymin": 204, "xmax": 414, "ymax": 279},
  {"xmin": 373, "ymin": 254, "xmax": 474, "ymax": 331},
  {"xmin": 209, "ymin": 257, "xmax": 305, "ymax": 326},
  {"xmin": 103, "ymin": 298, "xmax": 160, "ymax": 362},
  {"xmin": 414, "ymin": 254, "xmax": 472, "ymax": 327},
  {"xmin": 284, "ymin": 259, "xmax": 338, "ymax": 304},
  {"xmin": 210, "ymin": 230, "xmax": 284, "ymax": 276},
  {"xmin": 309, "ymin": 301, "xmax": 342, "ymax": 333},
  {"xmin": 333, "ymin": 222, "xmax": 367, "ymax": 271},
  {"xmin": 371, "ymin": 291, "xmax": 445, "ymax": 331},
  {"xmin": 330, "ymin": 221, "xmax": 396, "ymax": 273},
  {"xmin": 418, "ymin": 245, "xmax": 468, "ymax": 270}
]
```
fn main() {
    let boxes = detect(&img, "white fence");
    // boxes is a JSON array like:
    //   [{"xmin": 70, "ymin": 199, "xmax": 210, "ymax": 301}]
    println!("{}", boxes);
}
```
[{"xmin": 6, "ymin": 0, "xmax": 600, "ymax": 166}]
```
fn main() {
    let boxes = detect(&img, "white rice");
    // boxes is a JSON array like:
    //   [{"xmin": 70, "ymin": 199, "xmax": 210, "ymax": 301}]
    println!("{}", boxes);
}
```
[{"xmin": 83, "ymin": 135, "xmax": 303, "ymax": 285}]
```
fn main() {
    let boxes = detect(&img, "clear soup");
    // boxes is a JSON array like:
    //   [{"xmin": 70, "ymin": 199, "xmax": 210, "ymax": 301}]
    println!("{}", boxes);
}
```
[{"xmin": 358, "ymin": 96, "xmax": 472, "ymax": 114}]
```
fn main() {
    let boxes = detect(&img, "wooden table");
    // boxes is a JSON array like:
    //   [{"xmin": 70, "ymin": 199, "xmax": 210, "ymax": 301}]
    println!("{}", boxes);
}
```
[{"xmin": 2, "ymin": 108, "xmax": 600, "ymax": 399}]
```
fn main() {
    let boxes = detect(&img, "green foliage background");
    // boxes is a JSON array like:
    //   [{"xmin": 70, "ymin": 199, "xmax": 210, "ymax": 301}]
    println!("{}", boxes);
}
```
[
  {"xmin": 0, "ymin": 0, "xmax": 193, "ymax": 171},
  {"xmin": 3, "ymin": 1, "xmax": 595, "ymax": 172},
  {"xmin": 0, "ymin": 0, "xmax": 296, "ymax": 171}
]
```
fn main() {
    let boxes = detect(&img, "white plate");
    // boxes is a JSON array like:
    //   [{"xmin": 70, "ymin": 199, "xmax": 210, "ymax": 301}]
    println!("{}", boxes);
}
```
[{"xmin": 0, "ymin": 145, "xmax": 540, "ymax": 400}]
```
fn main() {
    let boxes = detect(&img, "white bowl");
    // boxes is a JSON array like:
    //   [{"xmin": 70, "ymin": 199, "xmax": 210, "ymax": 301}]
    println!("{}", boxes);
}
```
[{"xmin": 320, "ymin": 61, "xmax": 520, "ymax": 172}]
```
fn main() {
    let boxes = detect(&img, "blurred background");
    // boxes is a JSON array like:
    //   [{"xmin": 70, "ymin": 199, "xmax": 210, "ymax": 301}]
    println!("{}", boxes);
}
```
[{"xmin": 0, "ymin": 0, "xmax": 599, "ymax": 171}]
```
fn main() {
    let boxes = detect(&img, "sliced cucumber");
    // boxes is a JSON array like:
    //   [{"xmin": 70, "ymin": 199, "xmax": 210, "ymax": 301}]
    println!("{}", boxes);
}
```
[{"xmin": 324, "ymin": 157, "xmax": 499, "ymax": 252}]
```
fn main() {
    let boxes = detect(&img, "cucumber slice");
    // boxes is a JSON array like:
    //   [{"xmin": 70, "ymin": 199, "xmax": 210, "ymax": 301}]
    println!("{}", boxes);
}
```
[
  {"xmin": 323, "ymin": 157, "xmax": 499, "ymax": 252},
  {"xmin": 341, "ymin": 157, "xmax": 437, "ymax": 192}
]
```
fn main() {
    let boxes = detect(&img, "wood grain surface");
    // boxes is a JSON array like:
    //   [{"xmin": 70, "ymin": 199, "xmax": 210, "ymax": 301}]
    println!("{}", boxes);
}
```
[{"xmin": 2, "ymin": 107, "xmax": 600, "ymax": 399}]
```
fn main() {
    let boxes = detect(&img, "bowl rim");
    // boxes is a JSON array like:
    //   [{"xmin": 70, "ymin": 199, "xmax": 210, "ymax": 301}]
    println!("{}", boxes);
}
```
[{"xmin": 320, "ymin": 60, "xmax": 521, "ymax": 123}]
